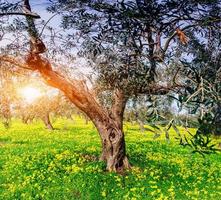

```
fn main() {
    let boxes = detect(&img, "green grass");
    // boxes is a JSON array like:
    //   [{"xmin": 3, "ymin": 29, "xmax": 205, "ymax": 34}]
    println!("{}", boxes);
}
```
[{"xmin": 0, "ymin": 117, "xmax": 221, "ymax": 200}]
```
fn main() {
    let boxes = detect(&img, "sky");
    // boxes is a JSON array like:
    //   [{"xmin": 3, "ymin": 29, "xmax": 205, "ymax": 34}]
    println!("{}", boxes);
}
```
[{"xmin": 30, "ymin": 0, "xmax": 59, "ymax": 27}]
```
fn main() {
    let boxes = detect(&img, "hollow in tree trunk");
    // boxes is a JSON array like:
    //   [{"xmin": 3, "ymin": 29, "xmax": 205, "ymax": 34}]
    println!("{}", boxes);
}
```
[
  {"xmin": 96, "ymin": 119, "xmax": 130, "ymax": 172},
  {"xmin": 96, "ymin": 90, "xmax": 130, "ymax": 171}
]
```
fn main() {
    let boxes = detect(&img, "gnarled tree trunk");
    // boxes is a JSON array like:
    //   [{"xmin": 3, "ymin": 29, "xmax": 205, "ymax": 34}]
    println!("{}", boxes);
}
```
[
  {"xmin": 95, "ymin": 118, "xmax": 130, "ymax": 171},
  {"xmin": 97, "ymin": 89, "xmax": 130, "ymax": 171},
  {"xmin": 38, "ymin": 60, "xmax": 130, "ymax": 171}
]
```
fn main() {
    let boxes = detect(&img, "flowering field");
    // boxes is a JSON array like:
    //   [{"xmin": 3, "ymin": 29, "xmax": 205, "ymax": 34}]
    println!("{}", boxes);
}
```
[{"xmin": 0, "ymin": 118, "xmax": 220, "ymax": 200}]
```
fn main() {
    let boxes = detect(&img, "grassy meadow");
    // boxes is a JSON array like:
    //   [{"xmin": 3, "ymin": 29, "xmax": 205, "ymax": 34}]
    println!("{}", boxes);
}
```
[{"xmin": 0, "ymin": 117, "xmax": 221, "ymax": 200}]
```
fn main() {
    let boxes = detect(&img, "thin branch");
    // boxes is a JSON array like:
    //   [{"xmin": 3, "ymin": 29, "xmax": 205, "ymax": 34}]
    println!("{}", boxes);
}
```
[
  {"xmin": 140, "ymin": 83, "xmax": 185, "ymax": 95},
  {"xmin": 0, "ymin": 12, "xmax": 40, "ymax": 18},
  {"xmin": 184, "ymin": 87, "xmax": 202, "ymax": 104},
  {"xmin": 39, "ymin": 13, "xmax": 58, "ymax": 37},
  {"xmin": 0, "ymin": 55, "xmax": 33, "ymax": 70}
]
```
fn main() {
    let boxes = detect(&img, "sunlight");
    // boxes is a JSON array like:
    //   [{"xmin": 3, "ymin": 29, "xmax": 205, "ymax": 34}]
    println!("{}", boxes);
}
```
[{"xmin": 19, "ymin": 86, "xmax": 42, "ymax": 103}]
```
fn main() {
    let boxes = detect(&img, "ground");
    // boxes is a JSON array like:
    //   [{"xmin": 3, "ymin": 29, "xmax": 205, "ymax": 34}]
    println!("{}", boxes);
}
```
[{"xmin": 0, "ymin": 117, "xmax": 221, "ymax": 200}]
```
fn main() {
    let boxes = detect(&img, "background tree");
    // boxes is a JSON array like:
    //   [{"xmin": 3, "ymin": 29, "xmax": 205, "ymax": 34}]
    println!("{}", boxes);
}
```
[
  {"xmin": 0, "ymin": 63, "xmax": 20, "ymax": 128},
  {"xmin": 17, "ymin": 94, "xmax": 58, "ymax": 130},
  {"xmin": 16, "ymin": 92, "xmax": 78, "ymax": 130}
]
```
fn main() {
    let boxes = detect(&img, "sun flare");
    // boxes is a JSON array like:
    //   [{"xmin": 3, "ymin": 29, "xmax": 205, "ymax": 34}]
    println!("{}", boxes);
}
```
[{"xmin": 19, "ymin": 86, "xmax": 42, "ymax": 103}]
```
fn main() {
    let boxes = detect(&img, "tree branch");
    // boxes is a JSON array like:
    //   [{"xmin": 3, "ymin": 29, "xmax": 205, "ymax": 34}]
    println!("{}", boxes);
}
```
[
  {"xmin": 0, "ymin": 12, "xmax": 40, "ymax": 19},
  {"xmin": 163, "ymin": 24, "xmax": 195, "ymax": 53},
  {"xmin": 139, "ymin": 83, "xmax": 185, "ymax": 95},
  {"xmin": 0, "ymin": 54, "xmax": 108, "ymax": 123},
  {"xmin": 111, "ymin": 89, "xmax": 128, "ymax": 130},
  {"xmin": 163, "ymin": 17, "xmax": 221, "ymax": 53},
  {"xmin": 0, "ymin": 55, "xmax": 33, "ymax": 70}
]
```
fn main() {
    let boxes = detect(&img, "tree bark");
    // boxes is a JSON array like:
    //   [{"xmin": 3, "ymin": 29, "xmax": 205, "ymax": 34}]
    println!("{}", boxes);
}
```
[
  {"xmin": 111, "ymin": 89, "xmax": 128, "ymax": 130},
  {"xmin": 95, "ymin": 118, "xmax": 130, "ymax": 171},
  {"xmin": 96, "ymin": 89, "xmax": 130, "ymax": 171}
]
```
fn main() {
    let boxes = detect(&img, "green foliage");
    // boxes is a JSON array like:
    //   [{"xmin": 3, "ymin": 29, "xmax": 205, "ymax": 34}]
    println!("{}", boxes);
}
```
[
  {"xmin": 180, "ymin": 131, "xmax": 219, "ymax": 156},
  {"xmin": 47, "ymin": 0, "xmax": 221, "ymax": 94},
  {"xmin": 171, "ymin": 24, "xmax": 221, "ymax": 152},
  {"xmin": 0, "ymin": 118, "xmax": 221, "ymax": 199}
]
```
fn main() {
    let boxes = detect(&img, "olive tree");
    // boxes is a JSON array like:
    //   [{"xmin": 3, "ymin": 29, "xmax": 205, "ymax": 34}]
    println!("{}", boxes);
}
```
[{"xmin": 0, "ymin": 0, "xmax": 220, "ymax": 171}]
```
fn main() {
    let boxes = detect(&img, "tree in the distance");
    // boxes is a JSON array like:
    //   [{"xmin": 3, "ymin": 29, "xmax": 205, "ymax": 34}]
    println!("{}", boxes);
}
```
[
  {"xmin": 0, "ymin": 64, "xmax": 19, "ymax": 128},
  {"xmin": 16, "ymin": 93, "xmax": 78, "ymax": 130}
]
